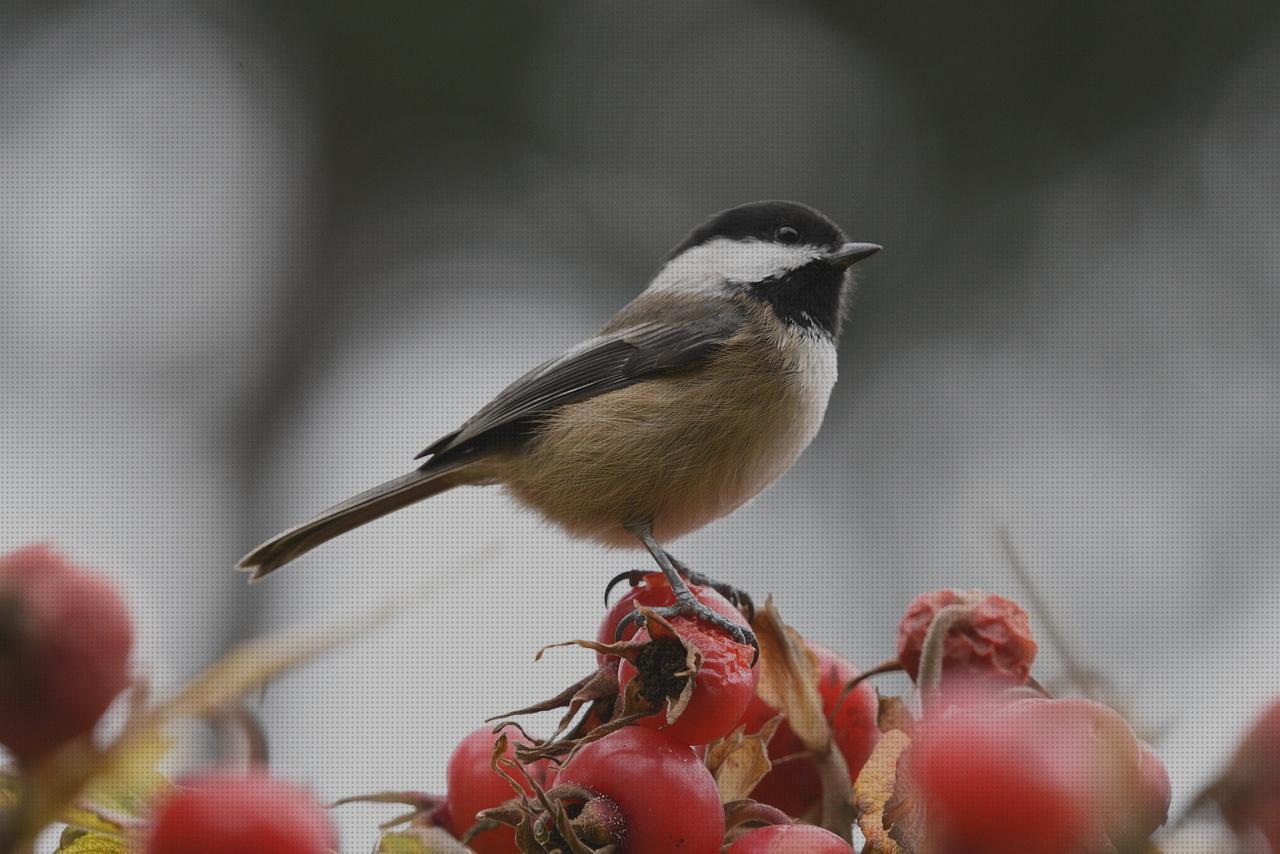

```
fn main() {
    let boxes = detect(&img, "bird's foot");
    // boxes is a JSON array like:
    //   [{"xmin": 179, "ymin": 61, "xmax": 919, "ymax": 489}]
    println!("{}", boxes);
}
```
[
  {"xmin": 615, "ymin": 589, "xmax": 759, "ymax": 663},
  {"xmin": 668, "ymin": 558, "xmax": 756, "ymax": 622},
  {"xmin": 604, "ymin": 564, "xmax": 756, "ymax": 622}
]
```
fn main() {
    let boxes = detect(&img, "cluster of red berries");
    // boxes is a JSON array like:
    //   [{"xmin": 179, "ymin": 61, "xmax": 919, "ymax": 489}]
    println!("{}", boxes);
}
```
[
  {"xmin": 0, "ymin": 545, "xmax": 337, "ymax": 853},
  {"xmin": 1, "ymin": 543, "xmax": 1279, "ymax": 852}
]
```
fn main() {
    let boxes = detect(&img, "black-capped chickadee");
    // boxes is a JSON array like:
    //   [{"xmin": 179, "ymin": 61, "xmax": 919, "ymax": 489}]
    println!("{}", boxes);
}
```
[{"xmin": 239, "ymin": 201, "xmax": 880, "ymax": 650}]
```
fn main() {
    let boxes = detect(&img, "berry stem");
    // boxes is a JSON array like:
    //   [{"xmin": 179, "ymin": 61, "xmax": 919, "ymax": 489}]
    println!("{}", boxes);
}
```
[{"xmin": 916, "ymin": 603, "xmax": 976, "ymax": 710}]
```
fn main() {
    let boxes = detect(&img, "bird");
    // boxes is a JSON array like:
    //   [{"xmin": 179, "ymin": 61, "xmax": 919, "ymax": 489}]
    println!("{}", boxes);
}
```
[{"xmin": 239, "ymin": 200, "xmax": 880, "ymax": 651}]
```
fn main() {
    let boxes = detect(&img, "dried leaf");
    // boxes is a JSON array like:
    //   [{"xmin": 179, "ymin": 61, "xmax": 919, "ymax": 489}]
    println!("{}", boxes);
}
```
[
  {"xmin": 752, "ymin": 598, "xmax": 829, "ymax": 752},
  {"xmin": 705, "ymin": 718, "xmax": 779, "ymax": 803},
  {"xmin": 751, "ymin": 599, "xmax": 854, "ymax": 840},
  {"xmin": 877, "ymin": 693, "xmax": 915, "ymax": 735},
  {"xmin": 853, "ymin": 730, "xmax": 911, "ymax": 854},
  {"xmin": 491, "ymin": 665, "xmax": 621, "ymax": 744}
]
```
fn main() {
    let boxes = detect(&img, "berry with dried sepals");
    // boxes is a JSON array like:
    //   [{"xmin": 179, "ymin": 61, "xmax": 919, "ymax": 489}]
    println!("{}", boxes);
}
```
[
  {"xmin": 554, "ymin": 727, "xmax": 725, "ymax": 854},
  {"xmin": 616, "ymin": 601, "xmax": 757, "ymax": 746},
  {"xmin": 896, "ymin": 588, "xmax": 1037, "ymax": 694},
  {"xmin": 447, "ymin": 727, "xmax": 548, "ymax": 854}
]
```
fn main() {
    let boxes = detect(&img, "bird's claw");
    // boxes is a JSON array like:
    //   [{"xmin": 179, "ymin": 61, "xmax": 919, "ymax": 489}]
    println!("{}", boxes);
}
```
[
  {"xmin": 604, "ymin": 569, "xmax": 650, "ymax": 606},
  {"xmin": 613, "ymin": 597, "xmax": 759, "ymax": 666}
]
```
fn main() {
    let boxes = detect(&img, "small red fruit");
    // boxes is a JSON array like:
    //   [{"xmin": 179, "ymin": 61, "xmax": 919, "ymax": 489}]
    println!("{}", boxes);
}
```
[
  {"xmin": 727, "ymin": 824, "xmax": 853, "ymax": 853},
  {"xmin": 447, "ymin": 727, "xmax": 547, "ymax": 854},
  {"xmin": 616, "ymin": 601, "xmax": 757, "ymax": 745},
  {"xmin": 740, "ymin": 643, "xmax": 879, "ymax": 818},
  {"xmin": 906, "ymin": 698, "xmax": 1090, "ymax": 853},
  {"xmin": 903, "ymin": 695, "xmax": 1168, "ymax": 853},
  {"xmin": 144, "ymin": 769, "xmax": 336, "ymax": 854},
  {"xmin": 556, "ymin": 727, "xmax": 725, "ymax": 853},
  {"xmin": 896, "ymin": 589, "xmax": 1036, "ymax": 692},
  {"xmin": 0, "ymin": 544, "xmax": 133, "ymax": 765}
]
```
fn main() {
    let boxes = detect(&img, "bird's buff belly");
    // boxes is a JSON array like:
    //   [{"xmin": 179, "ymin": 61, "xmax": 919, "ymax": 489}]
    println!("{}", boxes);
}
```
[{"xmin": 500, "ymin": 356, "xmax": 833, "ymax": 546}]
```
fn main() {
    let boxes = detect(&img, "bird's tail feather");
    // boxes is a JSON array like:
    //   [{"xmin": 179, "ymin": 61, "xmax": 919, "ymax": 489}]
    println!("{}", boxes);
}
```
[{"xmin": 237, "ymin": 458, "xmax": 480, "ymax": 580}]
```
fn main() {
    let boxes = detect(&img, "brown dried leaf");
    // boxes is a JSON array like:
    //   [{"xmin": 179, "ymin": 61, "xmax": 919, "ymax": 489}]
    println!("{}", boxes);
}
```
[
  {"xmin": 751, "ymin": 599, "xmax": 855, "ymax": 841},
  {"xmin": 853, "ymin": 730, "xmax": 912, "ymax": 854},
  {"xmin": 752, "ymin": 598, "xmax": 828, "ymax": 752},
  {"xmin": 877, "ymin": 693, "xmax": 915, "ymax": 735},
  {"xmin": 705, "ymin": 717, "xmax": 780, "ymax": 803}
]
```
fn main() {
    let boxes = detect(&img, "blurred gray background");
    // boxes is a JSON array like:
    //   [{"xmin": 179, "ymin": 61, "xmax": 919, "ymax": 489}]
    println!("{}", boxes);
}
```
[{"xmin": 3, "ymin": 0, "xmax": 1280, "ymax": 848}]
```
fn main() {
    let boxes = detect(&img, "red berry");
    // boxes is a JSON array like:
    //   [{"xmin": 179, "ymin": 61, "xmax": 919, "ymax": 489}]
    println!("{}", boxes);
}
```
[
  {"xmin": 597, "ymin": 572, "xmax": 743, "ymax": 660},
  {"xmin": 814, "ymin": 644, "xmax": 880, "ymax": 784},
  {"xmin": 740, "ymin": 643, "xmax": 878, "ymax": 817},
  {"xmin": 907, "ymin": 698, "xmax": 1090, "ymax": 853},
  {"xmin": 896, "ymin": 589, "xmax": 1036, "ymax": 692},
  {"xmin": 556, "ymin": 727, "xmax": 725, "ymax": 853},
  {"xmin": 616, "ymin": 597, "xmax": 757, "ymax": 745},
  {"xmin": 144, "ymin": 769, "xmax": 336, "ymax": 854},
  {"xmin": 727, "ymin": 824, "xmax": 853, "ymax": 853},
  {"xmin": 904, "ymin": 696, "xmax": 1168, "ymax": 853},
  {"xmin": 0, "ymin": 544, "xmax": 133, "ymax": 765},
  {"xmin": 446, "ymin": 727, "xmax": 547, "ymax": 854}
]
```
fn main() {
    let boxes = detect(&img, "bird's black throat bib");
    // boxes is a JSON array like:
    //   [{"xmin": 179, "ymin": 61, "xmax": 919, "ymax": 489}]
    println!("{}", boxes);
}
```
[{"xmin": 746, "ymin": 260, "xmax": 846, "ymax": 338}]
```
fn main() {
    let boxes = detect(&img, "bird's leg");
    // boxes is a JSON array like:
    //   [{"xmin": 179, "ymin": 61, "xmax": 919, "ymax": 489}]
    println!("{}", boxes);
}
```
[
  {"xmin": 615, "ymin": 521, "xmax": 758, "ymax": 660},
  {"xmin": 665, "ymin": 554, "xmax": 756, "ymax": 622}
]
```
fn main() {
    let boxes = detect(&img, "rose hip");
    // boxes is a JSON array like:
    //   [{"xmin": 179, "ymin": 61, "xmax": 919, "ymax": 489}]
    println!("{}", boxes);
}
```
[
  {"xmin": 144, "ymin": 768, "xmax": 336, "ymax": 854},
  {"xmin": 556, "ymin": 727, "xmax": 725, "ymax": 853},
  {"xmin": 0, "ymin": 544, "xmax": 133, "ymax": 765}
]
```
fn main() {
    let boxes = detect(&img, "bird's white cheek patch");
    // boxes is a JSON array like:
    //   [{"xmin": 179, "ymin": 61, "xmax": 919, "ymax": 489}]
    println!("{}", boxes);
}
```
[{"xmin": 647, "ymin": 238, "xmax": 824, "ymax": 296}]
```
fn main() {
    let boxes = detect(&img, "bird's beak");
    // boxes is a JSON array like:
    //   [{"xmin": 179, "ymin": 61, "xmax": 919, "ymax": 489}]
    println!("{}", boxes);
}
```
[{"xmin": 825, "ymin": 242, "xmax": 882, "ymax": 268}]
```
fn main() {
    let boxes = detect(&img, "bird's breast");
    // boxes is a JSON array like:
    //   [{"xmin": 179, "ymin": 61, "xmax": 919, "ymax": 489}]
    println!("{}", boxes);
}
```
[{"xmin": 502, "ymin": 328, "xmax": 838, "ymax": 545}]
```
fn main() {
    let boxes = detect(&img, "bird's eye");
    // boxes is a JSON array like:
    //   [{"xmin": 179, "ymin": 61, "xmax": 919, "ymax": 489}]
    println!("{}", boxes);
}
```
[{"xmin": 775, "ymin": 226, "xmax": 800, "ymax": 244}]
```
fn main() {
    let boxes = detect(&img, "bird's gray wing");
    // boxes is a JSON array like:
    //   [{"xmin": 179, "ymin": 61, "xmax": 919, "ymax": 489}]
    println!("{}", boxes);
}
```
[{"xmin": 418, "ymin": 298, "xmax": 747, "ymax": 459}]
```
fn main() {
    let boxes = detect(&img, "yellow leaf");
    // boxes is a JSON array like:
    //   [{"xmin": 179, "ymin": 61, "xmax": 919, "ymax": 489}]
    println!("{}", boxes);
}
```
[
  {"xmin": 56, "ymin": 804, "xmax": 128, "ymax": 839},
  {"xmin": 79, "ymin": 728, "xmax": 172, "ymax": 820},
  {"xmin": 379, "ymin": 825, "xmax": 475, "ymax": 852},
  {"xmin": 705, "ymin": 717, "xmax": 779, "ymax": 803},
  {"xmin": 853, "ymin": 730, "xmax": 911, "ymax": 854},
  {"xmin": 55, "ymin": 831, "xmax": 127, "ymax": 853}
]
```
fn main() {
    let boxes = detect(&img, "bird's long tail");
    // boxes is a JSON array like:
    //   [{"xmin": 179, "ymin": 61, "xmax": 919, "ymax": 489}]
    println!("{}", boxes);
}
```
[{"xmin": 237, "ymin": 457, "xmax": 483, "ymax": 580}]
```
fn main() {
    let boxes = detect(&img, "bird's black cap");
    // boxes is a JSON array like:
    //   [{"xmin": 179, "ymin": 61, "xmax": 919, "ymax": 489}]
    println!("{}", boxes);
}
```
[{"xmin": 667, "ymin": 200, "xmax": 847, "ymax": 260}]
